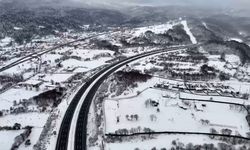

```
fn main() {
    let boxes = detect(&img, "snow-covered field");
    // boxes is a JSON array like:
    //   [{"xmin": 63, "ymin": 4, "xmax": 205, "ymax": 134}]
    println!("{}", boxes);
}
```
[
  {"xmin": 41, "ymin": 54, "xmax": 63, "ymax": 66},
  {"xmin": 0, "ymin": 113, "xmax": 50, "ymax": 149},
  {"xmin": 105, "ymin": 134, "xmax": 229, "ymax": 150},
  {"xmin": 131, "ymin": 21, "xmax": 178, "ymax": 37},
  {"xmin": 223, "ymin": 80, "xmax": 250, "ymax": 93},
  {"xmin": 61, "ymin": 58, "xmax": 110, "ymax": 71},
  {"xmin": 207, "ymin": 54, "xmax": 242, "ymax": 76},
  {"xmin": 39, "ymin": 73, "xmax": 75, "ymax": 83},
  {"xmin": 19, "ymin": 128, "xmax": 44, "ymax": 150},
  {"xmin": 0, "ymin": 88, "xmax": 44, "ymax": 110},
  {"xmin": 70, "ymin": 49, "xmax": 114, "ymax": 59},
  {"xmin": 59, "ymin": 49, "xmax": 114, "ymax": 72},
  {"xmin": 0, "ymin": 112, "xmax": 49, "ymax": 127},
  {"xmin": 105, "ymin": 88, "xmax": 249, "ymax": 136},
  {"xmin": 0, "ymin": 130, "xmax": 24, "ymax": 150}
]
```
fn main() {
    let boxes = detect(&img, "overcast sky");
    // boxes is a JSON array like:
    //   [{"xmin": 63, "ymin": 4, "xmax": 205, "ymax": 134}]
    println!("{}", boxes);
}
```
[
  {"xmin": 69, "ymin": 0, "xmax": 250, "ymax": 9},
  {"xmin": 1, "ymin": 0, "xmax": 250, "ymax": 10}
]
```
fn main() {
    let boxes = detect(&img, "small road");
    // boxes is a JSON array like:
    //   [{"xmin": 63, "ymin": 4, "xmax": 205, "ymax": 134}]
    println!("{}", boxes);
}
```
[
  {"xmin": 55, "ymin": 43, "xmax": 201, "ymax": 150},
  {"xmin": 0, "ymin": 32, "xmax": 108, "ymax": 73}
]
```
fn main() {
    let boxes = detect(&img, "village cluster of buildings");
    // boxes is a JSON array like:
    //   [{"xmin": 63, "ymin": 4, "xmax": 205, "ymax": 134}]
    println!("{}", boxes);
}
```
[
  {"xmin": 17, "ymin": 73, "xmax": 76, "ymax": 92},
  {"xmin": 154, "ymin": 81, "xmax": 242, "ymax": 98},
  {"xmin": 135, "ymin": 50, "xmax": 218, "ymax": 81}
]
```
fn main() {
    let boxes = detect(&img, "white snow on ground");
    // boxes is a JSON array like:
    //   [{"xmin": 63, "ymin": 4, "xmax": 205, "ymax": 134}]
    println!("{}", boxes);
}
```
[
  {"xmin": 0, "ymin": 88, "xmax": 44, "ymax": 110},
  {"xmin": 207, "ymin": 55, "xmax": 239, "ymax": 75},
  {"xmin": 149, "ymin": 76, "xmax": 250, "ymax": 95},
  {"xmin": 207, "ymin": 60, "xmax": 225, "ymax": 70},
  {"xmin": 73, "ymin": 67, "xmax": 89, "ymax": 73},
  {"xmin": 41, "ymin": 73, "xmax": 75, "ymax": 83},
  {"xmin": 132, "ymin": 22, "xmax": 176, "ymax": 37},
  {"xmin": 41, "ymin": 54, "xmax": 62, "ymax": 65},
  {"xmin": 61, "ymin": 58, "xmax": 111, "ymax": 72},
  {"xmin": 0, "ymin": 130, "xmax": 24, "ymax": 150},
  {"xmin": 0, "ymin": 97, "xmax": 11, "ymax": 110},
  {"xmin": 121, "ymin": 47, "xmax": 160, "ymax": 57},
  {"xmin": 180, "ymin": 92, "xmax": 249, "ymax": 105},
  {"xmin": 122, "ymin": 49, "xmax": 185, "ymax": 72},
  {"xmin": 123, "ymin": 48, "xmax": 202, "ymax": 75},
  {"xmin": 0, "ymin": 61, "xmax": 34, "ymax": 76},
  {"xmin": 106, "ymin": 134, "xmax": 224, "ymax": 150},
  {"xmin": 57, "ymin": 48, "xmax": 115, "ymax": 72},
  {"xmin": 181, "ymin": 20, "xmax": 197, "ymax": 44},
  {"xmin": 0, "ymin": 113, "xmax": 49, "ymax": 127},
  {"xmin": 229, "ymin": 38, "xmax": 243, "ymax": 43},
  {"xmin": 14, "ymin": 27, "xmax": 23, "ymax": 30},
  {"xmin": 0, "ymin": 37, "xmax": 12, "ymax": 47},
  {"xmin": 1, "ymin": 57, "xmax": 24, "ymax": 68},
  {"xmin": 133, "ymin": 62, "xmax": 164, "ymax": 73},
  {"xmin": 105, "ymin": 88, "xmax": 249, "ymax": 136},
  {"xmin": 20, "ymin": 80, "xmax": 42, "ymax": 86},
  {"xmin": 70, "ymin": 49, "xmax": 114, "ymax": 58},
  {"xmin": 61, "ymin": 59, "xmax": 84, "ymax": 68},
  {"xmin": 225, "ymin": 54, "xmax": 241, "ymax": 64},
  {"xmin": 104, "ymin": 77, "xmax": 249, "ymax": 137},
  {"xmin": 54, "ymin": 47, "xmax": 72, "ymax": 54},
  {"xmin": 223, "ymin": 80, "xmax": 250, "ymax": 93},
  {"xmin": 98, "ymin": 34, "xmax": 123, "ymax": 47},
  {"xmin": 22, "ymin": 71, "xmax": 36, "ymax": 80},
  {"xmin": 19, "ymin": 128, "xmax": 44, "ymax": 150},
  {"xmin": 202, "ymin": 22, "xmax": 209, "ymax": 29},
  {"xmin": 0, "ymin": 113, "xmax": 49, "ymax": 150}
]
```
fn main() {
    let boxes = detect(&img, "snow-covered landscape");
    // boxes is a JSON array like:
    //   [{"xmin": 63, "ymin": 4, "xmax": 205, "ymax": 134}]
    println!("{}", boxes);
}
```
[{"xmin": 1, "ymin": 0, "xmax": 250, "ymax": 150}]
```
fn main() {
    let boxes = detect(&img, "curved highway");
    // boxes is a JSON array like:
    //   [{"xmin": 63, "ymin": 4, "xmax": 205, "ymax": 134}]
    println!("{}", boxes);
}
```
[{"xmin": 56, "ymin": 44, "xmax": 200, "ymax": 150}]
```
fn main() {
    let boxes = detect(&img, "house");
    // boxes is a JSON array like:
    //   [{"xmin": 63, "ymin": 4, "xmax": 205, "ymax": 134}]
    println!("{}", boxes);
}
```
[
  {"xmin": 44, "ymin": 84, "xmax": 58, "ymax": 90},
  {"xmin": 18, "ymin": 80, "xmax": 43, "ymax": 88}
]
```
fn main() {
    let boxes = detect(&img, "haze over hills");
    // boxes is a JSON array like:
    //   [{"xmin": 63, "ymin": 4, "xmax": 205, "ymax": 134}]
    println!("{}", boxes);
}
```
[{"xmin": 1, "ymin": 0, "xmax": 250, "ymax": 44}]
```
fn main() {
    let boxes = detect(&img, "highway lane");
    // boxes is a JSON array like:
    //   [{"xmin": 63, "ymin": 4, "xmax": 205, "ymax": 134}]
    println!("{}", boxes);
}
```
[
  {"xmin": 56, "ymin": 65, "xmax": 115, "ymax": 150},
  {"xmin": 55, "ymin": 44, "xmax": 200, "ymax": 150}
]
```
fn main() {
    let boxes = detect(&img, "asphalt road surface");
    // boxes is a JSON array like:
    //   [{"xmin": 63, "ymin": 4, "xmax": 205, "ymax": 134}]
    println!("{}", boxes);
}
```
[{"xmin": 56, "ymin": 44, "xmax": 200, "ymax": 150}]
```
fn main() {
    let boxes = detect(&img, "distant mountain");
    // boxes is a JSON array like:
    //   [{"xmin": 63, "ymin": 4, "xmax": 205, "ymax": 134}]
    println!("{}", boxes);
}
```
[
  {"xmin": 1, "ymin": 1, "xmax": 250, "ymax": 45},
  {"xmin": 0, "ymin": 1, "xmax": 129, "ymax": 44}
]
